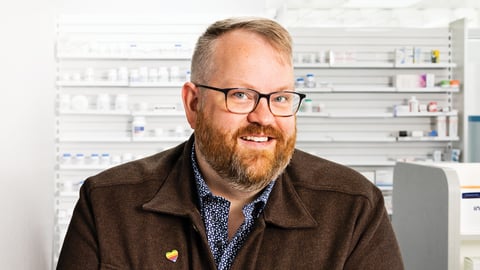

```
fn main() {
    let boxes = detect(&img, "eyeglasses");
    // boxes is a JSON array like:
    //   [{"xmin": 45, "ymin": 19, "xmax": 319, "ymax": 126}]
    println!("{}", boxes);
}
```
[{"xmin": 195, "ymin": 84, "xmax": 306, "ymax": 117}]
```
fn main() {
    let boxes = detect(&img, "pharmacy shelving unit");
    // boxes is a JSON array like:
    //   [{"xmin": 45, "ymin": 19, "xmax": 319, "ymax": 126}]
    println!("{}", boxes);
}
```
[
  {"xmin": 393, "ymin": 162, "xmax": 480, "ymax": 270},
  {"xmin": 289, "ymin": 20, "xmax": 466, "ymax": 213},
  {"xmin": 53, "ymin": 16, "xmax": 467, "ymax": 267},
  {"xmin": 53, "ymin": 15, "xmax": 207, "ymax": 265}
]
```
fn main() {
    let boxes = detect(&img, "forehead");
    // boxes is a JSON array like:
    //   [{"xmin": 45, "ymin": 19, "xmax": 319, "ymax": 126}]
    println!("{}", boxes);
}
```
[
  {"xmin": 209, "ymin": 30, "xmax": 294, "ymax": 90},
  {"xmin": 213, "ymin": 29, "xmax": 290, "ymax": 64}
]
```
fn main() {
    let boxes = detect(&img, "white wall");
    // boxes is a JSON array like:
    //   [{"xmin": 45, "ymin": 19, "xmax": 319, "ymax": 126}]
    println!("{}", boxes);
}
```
[
  {"xmin": 466, "ymin": 38, "xmax": 480, "ymax": 115},
  {"xmin": 0, "ymin": 1, "xmax": 56, "ymax": 269}
]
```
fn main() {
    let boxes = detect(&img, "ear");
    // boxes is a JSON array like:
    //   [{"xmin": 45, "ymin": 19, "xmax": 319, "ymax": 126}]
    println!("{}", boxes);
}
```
[{"xmin": 182, "ymin": 82, "xmax": 201, "ymax": 129}]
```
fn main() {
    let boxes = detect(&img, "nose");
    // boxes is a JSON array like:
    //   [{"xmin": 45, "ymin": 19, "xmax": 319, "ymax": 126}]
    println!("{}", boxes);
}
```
[{"xmin": 246, "ymin": 97, "xmax": 275, "ymax": 125}]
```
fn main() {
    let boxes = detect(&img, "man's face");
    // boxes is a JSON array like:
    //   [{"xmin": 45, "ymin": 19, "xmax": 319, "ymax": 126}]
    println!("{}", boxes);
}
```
[{"xmin": 192, "ymin": 29, "xmax": 296, "ymax": 191}]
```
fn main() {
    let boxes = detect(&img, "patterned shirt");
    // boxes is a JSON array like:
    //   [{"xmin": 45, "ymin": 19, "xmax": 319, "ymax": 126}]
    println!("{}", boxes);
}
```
[{"xmin": 191, "ymin": 144, "xmax": 275, "ymax": 270}]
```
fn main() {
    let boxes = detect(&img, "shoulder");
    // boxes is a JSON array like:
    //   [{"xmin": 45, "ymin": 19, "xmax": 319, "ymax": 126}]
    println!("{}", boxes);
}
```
[
  {"xmin": 286, "ymin": 149, "xmax": 381, "ymax": 203},
  {"xmin": 82, "ymin": 141, "xmax": 188, "ymax": 193}
]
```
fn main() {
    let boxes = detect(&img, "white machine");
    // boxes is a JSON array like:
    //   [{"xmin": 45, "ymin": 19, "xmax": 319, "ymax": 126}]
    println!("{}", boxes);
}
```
[{"xmin": 393, "ymin": 162, "xmax": 480, "ymax": 270}]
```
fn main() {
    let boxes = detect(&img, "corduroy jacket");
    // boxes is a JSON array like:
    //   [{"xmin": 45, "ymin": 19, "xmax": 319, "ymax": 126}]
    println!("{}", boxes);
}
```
[{"xmin": 56, "ymin": 136, "xmax": 404, "ymax": 269}]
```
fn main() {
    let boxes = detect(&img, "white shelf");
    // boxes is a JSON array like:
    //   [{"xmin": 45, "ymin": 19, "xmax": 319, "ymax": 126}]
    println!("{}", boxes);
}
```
[
  {"xmin": 58, "ymin": 164, "xmax": 112, "ymax": 171},
  {"xmin": 397, "ymin": 87, "xmax": 459, "ymax": 93},
  {"xmin": 57, "ymin": 191, "xmax": 79, "ymax": 197},
  {"xmin": 297, "ymin": 112, "xmax": 330, "ymax": 117},
  {"xmin": 301, "ymin": 86, "xmax": 458, "ymax": 93},
  {"xmin": 333, "ymin": 86, "xmax": 396, "ymax": 92},
  {"xmin": 395, "ymin": 110, "xmax": 458, "ymax": 117},
  {"xmin": 52, "ymin": 109, "xmax": 457, "ymax": 119},
  {"xmin": 299, "ymin": 87, "xmax": 333, "ymax": 93},
  {"xmin": 378, "ymin": 186, "xmax": 394, "ymax": 191},
  {"xmin": 294, "ymin": 62, "xmax": 394, "ymax": 68},
  {"xmin": 57, "ymin": 80, "xmax": 184, "ymax": 88},
  {"xmin": 394, "ymin": 63, "xmax": 457, "ymax": 68},
  {"xmin": 299, "ymin": 112, "xmax": 394, "ymax": 118},
  {"xmin": 294, "ymin": 62, "xmax": 456, "ymax": 69},
  {"xmin": 131, "ymin": 136, "xmax": 189, "ymax": 142},
  {"xmin": 333, "ymin": 136, "xmax": 397, "ymax": 142},
  {"xmin": 296, "ymin": 136, "xmax": 332, "ymax": 142},
  {"xmin": 131, "ymin": 110, "xmax": 184, "ymax": 116},
  {"xmin": 299, "ymin": 111, "xmax": 460, "ymax": 119},
  {"xmin": 58, "ymin": 109, "xmax": 131, "ymax": 116},
  {"xmin": 329, "ymin": 112, "xmax": 393, "ymax": 118},
  {"xmin": 58, "ymin": 136, "xmax": 131, "ymax": 142},
  {"xmin": 331, "ymin": 62, "xmax": 395, "ymax": 68},
  {"xmin": 58, "ymin": 136, "xmax": 189, "ymax": 143},
  {"xmin": 397, "ymin": 136, "xmax": 460, "ymax": 142},
  {"xmin": 129, "ymin": 81, "xmax": 184, "ymax": 88},
  {"xmin": 328, "ymin": 158, "xmax": 396, "ymax": 167},
  {"xmin": 57, "ymin": 81, "xmax": 129, "ymax": 87},
  {"xmin": 294, "ymin": 63, "xmax": 331, "ymax": 68},
  {"xmin": 58, "ymin": 109, "xmax": 185, "ymax": 117},
  {"xmin": 56, "ymin": 53, "xmax": 191, "ymax": 60}
]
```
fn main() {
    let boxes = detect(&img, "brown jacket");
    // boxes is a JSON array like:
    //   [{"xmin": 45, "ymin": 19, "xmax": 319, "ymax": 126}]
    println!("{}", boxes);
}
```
[{"xmin": 57, "ymin": 137, "xmax": 404, "ymax": 269}]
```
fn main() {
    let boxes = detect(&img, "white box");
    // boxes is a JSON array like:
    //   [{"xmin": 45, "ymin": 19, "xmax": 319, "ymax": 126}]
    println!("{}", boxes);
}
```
[
  {"xmin": 424, "ymin": 73, "xmax": 435, "ymax": 88},
  {"xmin": 461, "ymin": 188, "xmax": 480, "ymax": 234},
  {"xmin": 395, "ymin": 74, "xmax": 423, "ymax": 88}
]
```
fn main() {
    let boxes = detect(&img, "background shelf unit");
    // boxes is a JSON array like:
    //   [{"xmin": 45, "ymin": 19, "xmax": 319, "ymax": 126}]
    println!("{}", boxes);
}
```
[
  {"xmin": 53, "ymin": 17, "xmax": 466, "ymax": 266},
  {"xmin": 289, "ymin": 25, "xmax": 464, "ymax": 201},
  {"xmin": 53, "ymin": 17, "xmax": 203, "ymax": 265}
]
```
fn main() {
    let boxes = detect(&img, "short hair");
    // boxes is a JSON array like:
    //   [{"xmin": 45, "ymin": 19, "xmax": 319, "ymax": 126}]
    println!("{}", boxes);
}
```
[{"xmin": 190, "ymin": 17, "xmax": 292, "ymax": 84}]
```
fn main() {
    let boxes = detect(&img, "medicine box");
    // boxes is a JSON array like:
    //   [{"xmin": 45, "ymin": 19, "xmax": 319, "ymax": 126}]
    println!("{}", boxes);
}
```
[
  {"xmin": 395, "ymin": 47, "xmax": 414, "ymax": 65},
  {"xmin": 395, "ymin": 74, "xmax": 424, "ymax": 88}
]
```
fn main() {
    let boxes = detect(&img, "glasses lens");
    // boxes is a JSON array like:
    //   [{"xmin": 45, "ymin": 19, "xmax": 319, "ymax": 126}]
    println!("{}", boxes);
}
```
[
  {"xmin": 226, "ymin": 88, "xmax": 258, "ymax": 113},
  {"xmin": 224, "ymin": 87, "xmax": 303, "ymax": 116},
  {"xmin": 270, "ymin": 91, "xmax": 301, "ymax": 116}
]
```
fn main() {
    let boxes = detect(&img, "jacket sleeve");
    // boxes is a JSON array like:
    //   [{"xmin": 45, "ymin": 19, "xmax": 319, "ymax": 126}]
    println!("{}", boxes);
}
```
[
  {"xmin": 344, "ymin": 193, "xmax": 405, "ymax": 270},
  {"xmin": 56, "ymin": 182, "xmax": 100, "ymax": 270}
]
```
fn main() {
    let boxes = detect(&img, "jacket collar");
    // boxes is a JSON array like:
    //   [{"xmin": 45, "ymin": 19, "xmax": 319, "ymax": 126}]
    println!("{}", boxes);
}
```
[
  {"xmin": 142, "ymin": 136, "xmax": 317, "ymax": 229},
  {"xmin": 142, "ymin": 137, "xmax": 200, "ymax": 218},
  {"xmin": 263, "ymin": 167, "xmax": 318, "ymax": 228}
]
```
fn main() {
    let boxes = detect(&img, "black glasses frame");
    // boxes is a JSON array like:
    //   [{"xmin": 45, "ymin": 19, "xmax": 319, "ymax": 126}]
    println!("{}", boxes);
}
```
[{"xmin": 195, "ymin": 84, "xmax": 306, "ymax": 117}]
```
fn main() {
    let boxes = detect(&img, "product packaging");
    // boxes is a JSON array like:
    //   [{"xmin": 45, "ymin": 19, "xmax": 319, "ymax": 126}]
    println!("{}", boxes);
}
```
[
  {"xmin": 436, "ymin": 116, "xmax": 447, "ymax": 137},
  {"xmin": 408, "ymin": 96, "xmax": 419, "ymax": 113}
]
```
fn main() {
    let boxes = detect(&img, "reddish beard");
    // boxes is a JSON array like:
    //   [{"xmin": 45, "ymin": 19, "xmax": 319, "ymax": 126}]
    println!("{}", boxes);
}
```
[{"xmin": 194, "ymin": 110, "xmax": 296, "ymax": 191}]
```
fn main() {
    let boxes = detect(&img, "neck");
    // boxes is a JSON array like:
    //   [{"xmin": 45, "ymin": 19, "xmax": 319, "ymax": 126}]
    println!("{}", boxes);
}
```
[
  {"xmin": 195, "ymin": 145, "xmax": 268, "ymax": 239},
  {"xmin": 194, "ymin": 145, "xmax": 263, "ymax": 205}
]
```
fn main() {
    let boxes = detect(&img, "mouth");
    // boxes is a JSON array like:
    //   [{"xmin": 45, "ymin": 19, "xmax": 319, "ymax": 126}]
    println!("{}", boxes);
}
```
[{"xmin": 240, "ymin": 135, "xmax": 272, "ymax": 143}]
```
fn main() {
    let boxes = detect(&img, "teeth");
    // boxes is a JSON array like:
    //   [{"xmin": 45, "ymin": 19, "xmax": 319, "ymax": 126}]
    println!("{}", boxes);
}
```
[{"xmin": 243, "ymin": 136, "xmax": 268, "ymax": 142}]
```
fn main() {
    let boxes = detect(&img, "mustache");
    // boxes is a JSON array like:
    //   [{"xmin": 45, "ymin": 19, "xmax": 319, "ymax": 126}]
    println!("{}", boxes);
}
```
[{"xmin": 234, "ymin": 124, "xmax": 284, "ymax": 140}]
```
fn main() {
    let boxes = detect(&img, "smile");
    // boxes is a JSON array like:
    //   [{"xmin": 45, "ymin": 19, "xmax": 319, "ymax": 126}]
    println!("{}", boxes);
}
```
[{"xmin": 241, "ymin": 136, "xmax": 270, "ymax": 142}]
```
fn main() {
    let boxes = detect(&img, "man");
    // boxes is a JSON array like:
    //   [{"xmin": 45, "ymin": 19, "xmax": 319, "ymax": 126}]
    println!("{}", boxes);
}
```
[{"xmin": 57, "ymin": 17, "xmax": 404, "ymax": 269}]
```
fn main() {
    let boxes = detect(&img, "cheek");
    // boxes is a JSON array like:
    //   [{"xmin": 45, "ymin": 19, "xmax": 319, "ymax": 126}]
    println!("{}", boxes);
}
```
[{"xmin": 278, "ymin": 118, "xmax": 296, "ymax": 137}]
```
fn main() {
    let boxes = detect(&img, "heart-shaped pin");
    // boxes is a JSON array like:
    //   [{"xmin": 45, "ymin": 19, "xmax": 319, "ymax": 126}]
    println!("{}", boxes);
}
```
[{"xmin": 166, "ymin": 249, "xmax": 179, "ymax": 263}]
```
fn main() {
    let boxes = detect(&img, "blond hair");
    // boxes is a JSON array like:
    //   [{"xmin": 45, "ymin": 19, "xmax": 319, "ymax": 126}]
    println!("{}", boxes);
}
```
[{"xmin": 190, "ymin": 17, "xmax": 292, "ymax": 84}]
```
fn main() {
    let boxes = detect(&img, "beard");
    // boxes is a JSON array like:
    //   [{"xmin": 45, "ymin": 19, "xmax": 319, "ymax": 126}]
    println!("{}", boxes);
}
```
[{"xmin": 194, "ymin": 110, "xmax": 296, "ymax": 192}]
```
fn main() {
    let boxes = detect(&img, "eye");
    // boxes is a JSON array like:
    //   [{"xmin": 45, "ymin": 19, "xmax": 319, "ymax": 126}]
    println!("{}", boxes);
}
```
[
  {"xmin": 272, "ymin": 93, "xmax": 291, "ymax": 104},
  {"xmin": 229, "ymin": 89, "xmax": 256, "ymax": 101},
  {"xmin": 232, "ymin": 91, "xmax": 248, "ymax": 100}
]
